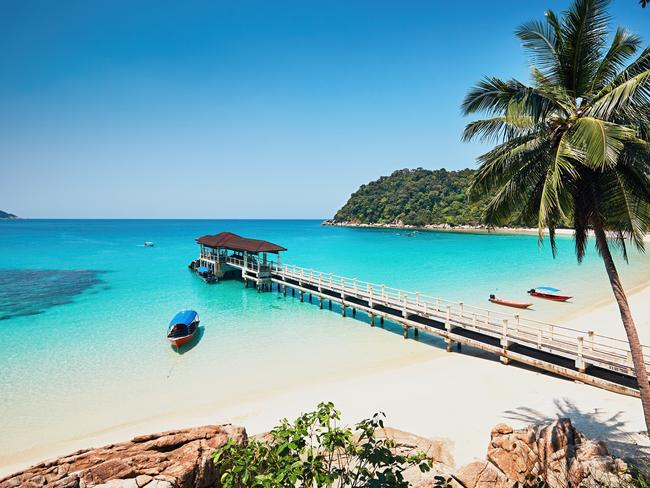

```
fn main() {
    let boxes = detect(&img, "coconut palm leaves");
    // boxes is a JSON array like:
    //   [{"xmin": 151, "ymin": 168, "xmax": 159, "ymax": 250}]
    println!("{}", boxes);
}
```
[{"xmin": 463, "ymin": 0, "xmax": 650, "ymax": 261}]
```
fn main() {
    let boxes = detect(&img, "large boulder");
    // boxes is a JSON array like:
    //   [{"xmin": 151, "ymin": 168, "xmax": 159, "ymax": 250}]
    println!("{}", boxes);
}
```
[
  {"xmin": 453, "ymin": 419, "xmax": 629, "ymax": 488},
  {"xmin": 0, "ymin": 425, "xmax": 246, "ymax": 488}
]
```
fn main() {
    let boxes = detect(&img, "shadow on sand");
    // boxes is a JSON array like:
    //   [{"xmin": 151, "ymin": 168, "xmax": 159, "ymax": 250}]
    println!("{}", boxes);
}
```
[
  {"xmin": 171, "ymin": 326, "xmax": 205, "ymax": 355},
  {"xmin": 503, "ymin": 398, "xmax": 649, "ymax": 461}
]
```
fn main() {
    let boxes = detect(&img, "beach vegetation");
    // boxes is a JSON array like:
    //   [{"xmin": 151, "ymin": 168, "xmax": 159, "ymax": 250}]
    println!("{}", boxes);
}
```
[
  {"xmin": 462, "ymin": 0, "xmax": 650, "ymax": 432},
  {"xmin": 212, "ymin": 401, "xmax": 433, "ymax": 487},
  {"xmin": 332, "ymin": 168, "xmax": 490, "ymax": 226}
]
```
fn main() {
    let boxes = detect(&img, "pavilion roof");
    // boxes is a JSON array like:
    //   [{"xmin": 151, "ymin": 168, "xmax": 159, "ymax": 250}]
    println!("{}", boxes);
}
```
[{"xmin": 196, "ymin": 232, "xmax": 287, "ymax": 253}]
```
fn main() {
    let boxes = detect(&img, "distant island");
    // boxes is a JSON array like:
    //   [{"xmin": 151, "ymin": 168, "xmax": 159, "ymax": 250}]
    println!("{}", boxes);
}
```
[
  {"xmin": 0, "ymin": 210, "xmax": 18, "ymax": 219},
  {"xmin": 326, "ymin": 168, "xmax": 489, "ymax": 228}
]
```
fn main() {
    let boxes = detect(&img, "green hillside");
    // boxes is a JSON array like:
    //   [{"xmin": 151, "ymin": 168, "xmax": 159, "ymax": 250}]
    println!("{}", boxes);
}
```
[{"xmin": 331, "ymin": 168, "xmax": 489, "ymax": 227}]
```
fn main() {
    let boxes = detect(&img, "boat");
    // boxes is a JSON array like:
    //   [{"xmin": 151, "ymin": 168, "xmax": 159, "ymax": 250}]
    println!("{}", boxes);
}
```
[
  {"xmin": 167, "ymin": 310, "xmax": 200, "ymax": 348},
  {"xmin": 527, "ymin": 287, "xmax": 572, "ymax": 302},
  {"xmin": 488, "ymin": 294, "xmax": 533, "ymax": 309},
  {"xmin": 195, "ymin": 266, "xmax": 217, "ymax": 284},
  {"xmin": 144, "ymin": 241, "xmax": 154, "ymax": 247}
]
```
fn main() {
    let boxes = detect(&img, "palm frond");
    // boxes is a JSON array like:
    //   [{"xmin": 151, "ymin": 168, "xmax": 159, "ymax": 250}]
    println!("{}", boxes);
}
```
[
  {"xmin": 516, "ymin": 18, "xmax": 563, "ymax": 83},
  {"xmin": 571, "ymin": 117, "xmax": 637, "ymax": 169},
  {"xmin": 588, "ymin": 69, "xmax": 650, "ymax": 120},
  {"xmin": 560, "ymin": 0, "xmax": 611, "ymax": 97},
  {"xmin": 461, "ymin": 116, "xmax": 536, "ymax": 143},
  {"xmin": 591, "ymin": 27, "xmax": 641, "ymax": 92}
]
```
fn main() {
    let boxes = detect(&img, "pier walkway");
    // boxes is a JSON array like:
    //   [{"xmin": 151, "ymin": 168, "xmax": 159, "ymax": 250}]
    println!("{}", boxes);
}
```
[{"xmin": 223, "ymin": 255, "xmax": 649, "ymax": 398}]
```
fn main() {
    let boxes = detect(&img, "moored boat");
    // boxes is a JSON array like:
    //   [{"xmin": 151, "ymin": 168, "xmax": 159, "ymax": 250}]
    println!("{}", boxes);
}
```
[
  {"xmin": 488, "ymin": 294, "xmax": 533, "ymax": 309},
  {"xmin": 527, "ymin": 287, "xmax": 572, "ymax": 302},
  {"xmin": 167, "ymin": 310, "xmax": 200, "ymax": 348},
  {"xmin": 144, "ymin": 241, "xmax": 154, "ymax": 247},
  {"xmin": 195, "ymin": 266, "xmax": 217, "ymax": 283}
]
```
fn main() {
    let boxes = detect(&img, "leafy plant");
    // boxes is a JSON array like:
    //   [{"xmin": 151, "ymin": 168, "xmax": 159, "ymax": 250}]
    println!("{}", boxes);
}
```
[{"xmin": 212, "ymin": 402, "xmax": 432, "ymax": 487}]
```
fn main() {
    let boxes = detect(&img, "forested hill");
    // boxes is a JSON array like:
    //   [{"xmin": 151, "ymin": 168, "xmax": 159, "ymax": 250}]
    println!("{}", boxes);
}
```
[
  {"xmin": 331, "ymin": 168, "xmax": 489, "ymax": 226},
  {"xmin": 0, "ymin": 210, "xmax": 18, "ymax": 219}
]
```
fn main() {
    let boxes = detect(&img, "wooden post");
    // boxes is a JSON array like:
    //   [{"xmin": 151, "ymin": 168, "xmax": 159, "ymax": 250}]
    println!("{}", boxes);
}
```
[
  {"xmin": 309, "ymin": 293, "xmax": 312, "ymax": 303},
  {"xmin": 319, "ymin": 297, "xmax": 323, "ymax": 309},
  {"xmin": 446, "ymin": 339, "xmax": 453, "ymax": 352},
  {"xmin": 380, "ymin": 316, "xmax": 384, "ymax": 326},
  {"xmin": 300, "ymin": 291, "xmax": 304, "ymax": 302},
  {"xmin": 576, "ymin": 336, "xmax": 586, "ymax": 373},
  {"xmin": 402, "ymin": 324, "xmax": 408, "ymax": 339},
  {"xmin": 292, "ymin": 287, "xmax": 295, "ymax": 297},
  {"xmin": 445, "ymin": 306, "xmax": 452, "ymax": 331},
  {"xmin": 414, "ymin": 327, "xmax": 419, "ymax": 338},
  {"xmin": 459, "ymin": 302, "xmax": 464, "ymax": 318},
  {"xmin": 588, "ymin": 331, "xmax": 594, "ymax": 351},
  {"xmin": 352, "ymin": 308, "xmax": 356, "ymax": 317},
  {"xmin": 283, "ymin": 285, "xmax": 287, "ymax": 296},
  {"xmin": 342, "ymin": 303, "xmax": 347, "ymax": 317},
  {"xmin": 328, "ymin": 299, "xmax": 332, "ymax": 310},
  {"xmin": 500, "ymin": 319, "xmax": 510, "ymax": 365},
  {"xmin": 370, "ymin": 313, "xmax": 375, "ymax": 327}
]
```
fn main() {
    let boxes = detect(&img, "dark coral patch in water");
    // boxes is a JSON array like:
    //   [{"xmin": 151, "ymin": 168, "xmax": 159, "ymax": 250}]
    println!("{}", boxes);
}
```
[{"xmin": 0, "ymin": 269, "xmax": 103, "ymax": 321}]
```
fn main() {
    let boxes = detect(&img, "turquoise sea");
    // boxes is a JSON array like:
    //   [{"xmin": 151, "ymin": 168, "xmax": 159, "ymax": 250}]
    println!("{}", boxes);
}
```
[{"xmin": 1, "ymin": 219, "xmax": 649, "ymax": 468}]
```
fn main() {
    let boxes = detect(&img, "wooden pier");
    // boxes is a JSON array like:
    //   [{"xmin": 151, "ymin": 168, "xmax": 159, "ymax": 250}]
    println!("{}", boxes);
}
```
[{"xmin": 192, "ymin": 232, "xmax": 650, "ymax": 397}]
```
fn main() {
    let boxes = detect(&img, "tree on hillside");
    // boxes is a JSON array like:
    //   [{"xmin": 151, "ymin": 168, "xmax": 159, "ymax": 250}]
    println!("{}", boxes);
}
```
[{"xmin": 462, "ymin": 0, "xmax": 650, "ymax": 431}]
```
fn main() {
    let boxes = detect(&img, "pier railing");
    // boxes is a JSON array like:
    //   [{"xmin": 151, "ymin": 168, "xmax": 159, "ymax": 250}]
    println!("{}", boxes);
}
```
[
  {"xmin": 269, "ymin": 261, "xmax": 649, "ymax": 376},
  {"xmin": 222, "ymin": 256, "xmax": 649, "ymax": 382}
]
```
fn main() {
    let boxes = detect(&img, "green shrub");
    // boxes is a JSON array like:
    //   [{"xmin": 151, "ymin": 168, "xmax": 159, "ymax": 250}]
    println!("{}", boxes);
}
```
[{"xmin": 212, "ymin": 402, "xmax": 432, "ymax": 487}]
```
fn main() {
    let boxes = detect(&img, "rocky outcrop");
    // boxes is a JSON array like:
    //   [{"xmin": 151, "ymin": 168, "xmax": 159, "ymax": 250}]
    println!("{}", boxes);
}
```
[
  {"xmin": 454, "ymin": 419, "xmax": 628, "ymax": 488},
  {"xmin": 0, "ymin": 425, "xmax": 246, "ymax": 488}
]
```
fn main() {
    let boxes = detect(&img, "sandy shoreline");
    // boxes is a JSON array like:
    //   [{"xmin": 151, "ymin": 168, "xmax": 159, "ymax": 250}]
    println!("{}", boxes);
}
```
[
  {"xmin": 2, "ymin": 279, "xmax": 649, "ymax": 478},
  {"xmin": 323, "ymin": 220, "xmax": 650, "ymax": 242}
]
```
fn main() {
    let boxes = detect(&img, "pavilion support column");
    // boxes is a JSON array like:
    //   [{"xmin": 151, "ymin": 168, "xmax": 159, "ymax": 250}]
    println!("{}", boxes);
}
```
[
  {"xmin": 283, "ymin": 285, "xmax": 287, "ymax": 296},
  {"xmin": 292, "ymin": 288, "xmax": 295, "ymax": 297},
  {"xmin": 319, "ymin": 297, "xmax": 323, "ymax": 309},
  {"xmin": 352, "ymin": 308, "xmax": 356, "ymax": 317},
  {"xmin": 328, "ymin": 299, "xmax": 332, "ymax": 310},
  {"xmin": 309, "ymin": 293, "xmax": 312, "ymax": 303},
  {"xmin": 457, "ymin": 342, "xmax": 462, "ymax": 352},
  {"xmin": 300, "ymin": 291, "xmax": 304, "ymax": 303},
  {"xmin": 342, "ymin": 303, "xmax": 347, "ymax": 317},
  {"xmin": 414, "ymin": 328, "xmax": 419, "ymax": 338},
  {"xmin": 446, "ymin": 339, "xmax": 453, "ymax": 352},
  {"xmin": 402, "ymin": 324, "xmax": 408, "ymax": 339},
  {"xmin": 370, "ymin": 313, "xmax": 375, "ymax": 327},
  {"xmin": 380, "ymin": 316, "xmax": 384, "ymax": 326}
]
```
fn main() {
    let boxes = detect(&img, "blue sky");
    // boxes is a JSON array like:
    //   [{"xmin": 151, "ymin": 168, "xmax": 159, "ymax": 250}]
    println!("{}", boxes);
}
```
[{"xmin": 1, "ymin": 1, "xmax": 648, "ymax": 218}]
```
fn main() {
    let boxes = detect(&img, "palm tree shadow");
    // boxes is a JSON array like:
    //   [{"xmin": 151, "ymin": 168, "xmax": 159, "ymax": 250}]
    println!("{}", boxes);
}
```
[
  {"xmin": 503, "ymin": 398, "xmax": 649, "ymax": 461},
  {"xmin": 173, "ymin": 326, "xmax": 205, "ymax": 355}
]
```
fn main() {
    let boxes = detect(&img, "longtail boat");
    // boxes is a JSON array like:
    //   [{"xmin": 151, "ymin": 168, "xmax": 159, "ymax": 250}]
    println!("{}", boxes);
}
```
[
  {"xmin": 489, "ymin": 294, "xmax": 533, "ymax": 309},
  {"xmin": 167, "ymin": 310, "xmax": 200, "ymax": 348},
  {"xmin": 527, "ymin": 287, "xmax": 572, "ymax": 302}
]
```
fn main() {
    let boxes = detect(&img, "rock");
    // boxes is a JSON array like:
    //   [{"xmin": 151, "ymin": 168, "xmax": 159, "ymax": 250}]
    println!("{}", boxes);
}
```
[
  {"xmin": 0, "ymin": 425, "xmax": 246, "ymax": 488},
  {"xmin": 454, "ymin": 460, "xmax": 510, "ymax": 488},
  {"xmin": 454, "ymin": 419, "xmax": 629, "ymax": 488}
]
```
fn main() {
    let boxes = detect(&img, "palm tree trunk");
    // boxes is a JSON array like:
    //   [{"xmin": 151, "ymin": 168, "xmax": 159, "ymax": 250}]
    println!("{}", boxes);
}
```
[{"xmin": 593, "ymin": 225, "xmax": 650, "ymax": 434}]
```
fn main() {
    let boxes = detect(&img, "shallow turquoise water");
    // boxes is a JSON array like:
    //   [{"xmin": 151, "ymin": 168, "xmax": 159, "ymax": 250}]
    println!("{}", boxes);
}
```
[{"xmin": 0, "ymin": 219, "xmax": 649, "ymax": 462}]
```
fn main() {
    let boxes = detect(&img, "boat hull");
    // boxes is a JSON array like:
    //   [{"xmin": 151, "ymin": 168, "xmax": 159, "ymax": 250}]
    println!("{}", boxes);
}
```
[
  {"xmin": 528, "ymin": 291, "xmax": 572, "ymax": 302},
  {"xmin": 489, "ymin": 298, "xmax": 533, "ymax": 309},
  {"xmin": 168, "ymin": 331, "xmax": 196, "ymax": 348}
]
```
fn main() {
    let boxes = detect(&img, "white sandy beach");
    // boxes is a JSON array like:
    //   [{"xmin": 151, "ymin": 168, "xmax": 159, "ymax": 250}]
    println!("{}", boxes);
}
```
[{"xmin": 2, "ymin": 280, "xmax": 649, "ymax": 478}]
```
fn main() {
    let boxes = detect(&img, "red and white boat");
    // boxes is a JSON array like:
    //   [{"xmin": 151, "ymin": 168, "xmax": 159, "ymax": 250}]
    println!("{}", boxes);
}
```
[
  {"xmin": 167, "ymin": 310, "xmax": 200, "ymax": 348},
  {"xmin": 489, "ymin": 295, "xmax": 533, "ymax": 309},
  {"xmin": 527, "ymin": 287, "xmax": 572, "ymax": 302}
]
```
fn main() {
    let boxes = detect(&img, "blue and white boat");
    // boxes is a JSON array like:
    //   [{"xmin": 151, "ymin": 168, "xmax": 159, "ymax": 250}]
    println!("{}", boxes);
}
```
[{"xmin": 166, "ymin": 310, "xmax": 200, "ymax": 348}]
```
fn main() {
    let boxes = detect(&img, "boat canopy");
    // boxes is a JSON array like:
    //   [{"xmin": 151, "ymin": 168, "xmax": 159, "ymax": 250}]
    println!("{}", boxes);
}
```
[
  {"xmin": 197, "ymin": 266, "xmax": 209, "ymax": 273},
  {"xmin": 536, "ymin": 286, "xmax": 560, "ymax": 292},
  {"xmin": 169, "ymin": 310, "xmax": 198, "ymax": 328}
]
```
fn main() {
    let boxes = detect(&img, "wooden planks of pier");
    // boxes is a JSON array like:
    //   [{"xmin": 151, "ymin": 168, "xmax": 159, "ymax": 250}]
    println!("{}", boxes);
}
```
[{"xmin": 223, "ymin": 256, "xmax": 649, "ymax": 397}]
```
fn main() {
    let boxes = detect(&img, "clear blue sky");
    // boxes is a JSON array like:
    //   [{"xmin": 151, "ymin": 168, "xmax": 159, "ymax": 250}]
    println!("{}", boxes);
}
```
[{"xmin": 1, "ymin": 1, "xmax": 648, "ymax": 218}]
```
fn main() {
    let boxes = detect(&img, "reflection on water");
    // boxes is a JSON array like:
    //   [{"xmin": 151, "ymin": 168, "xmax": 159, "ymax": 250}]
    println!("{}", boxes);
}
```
[{"xmin": 0, "ymin": 269, "xmax": 103, "ymax": 321}]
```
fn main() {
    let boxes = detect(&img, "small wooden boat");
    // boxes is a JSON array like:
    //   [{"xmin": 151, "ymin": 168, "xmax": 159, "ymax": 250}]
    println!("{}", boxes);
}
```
[
  {"xmin": 196, "ymin": 266, "xmax": 217, "ymax": 284},
  {"xmin": 167, "ymin": 310, "xmax": 200, "ymax": 348},
  {"xmin": 527, "ymin": 287, "xmax": 572, "ymax": 302},
  {"xmin": 489, "ymin": 294, "xmax": 533, "ymax": 309},
  {"xmin": 144, "ymin": 241, "xmax": 154, "ymax": 247}
]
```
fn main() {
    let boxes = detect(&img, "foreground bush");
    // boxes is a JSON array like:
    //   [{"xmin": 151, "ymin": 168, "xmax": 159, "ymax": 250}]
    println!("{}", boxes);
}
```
[{"xmin": 212, "ymin": 402, "xmax": 434, "ymax": 487}]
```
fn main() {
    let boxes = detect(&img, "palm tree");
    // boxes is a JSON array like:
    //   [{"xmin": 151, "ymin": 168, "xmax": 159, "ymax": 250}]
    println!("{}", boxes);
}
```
[{"xmin": 462, "ymin": 0, "xmax": 650, "ymax": 432}]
